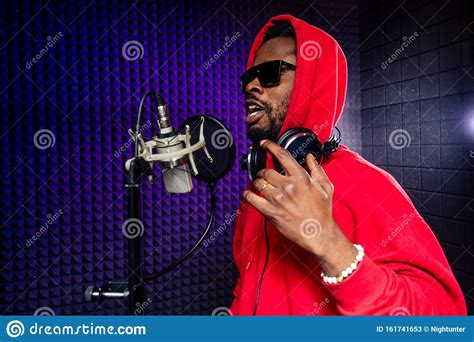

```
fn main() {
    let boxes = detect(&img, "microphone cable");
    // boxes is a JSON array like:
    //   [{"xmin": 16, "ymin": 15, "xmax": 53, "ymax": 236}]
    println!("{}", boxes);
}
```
[
  {"xmin": 144, "ymin": 182, "xmax": 216, "ymax": 283},
  {"xmin": 253, "ymin": 219, "xmax": 269, "ymax": 315}
]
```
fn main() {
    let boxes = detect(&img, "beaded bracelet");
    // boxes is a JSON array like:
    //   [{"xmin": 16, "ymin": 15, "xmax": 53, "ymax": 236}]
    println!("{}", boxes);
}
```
[{"xmin": 321, "ymin": 244, "xmax": 364, "ymax": 284}]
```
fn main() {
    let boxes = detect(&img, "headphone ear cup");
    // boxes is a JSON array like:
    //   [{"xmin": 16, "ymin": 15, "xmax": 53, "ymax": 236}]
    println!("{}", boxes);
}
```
[
  {"xmin": 277, "ymin": 127, "xmax": 309, "ymax": 146},
  {"xmin": 251, "ymin": 146, "xmax": 267, "ymax": 180},
  {"xmin": 274, "ymin": 128, "xmax": 323, "ymax": 172},
  {"xmin": 240, "ymin": 144, "xmax": 267, "ymax": 180}
]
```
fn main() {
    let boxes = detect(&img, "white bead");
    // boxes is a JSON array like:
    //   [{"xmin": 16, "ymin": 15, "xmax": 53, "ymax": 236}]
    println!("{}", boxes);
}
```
[{"xmin": 320, "ymin": 244, "xmax": 365, "ymax": 284}]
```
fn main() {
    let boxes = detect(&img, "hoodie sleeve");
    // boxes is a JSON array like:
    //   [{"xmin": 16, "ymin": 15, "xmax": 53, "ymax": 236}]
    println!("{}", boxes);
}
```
[
  {"xmin": 230, "ymin": 207, "xmax": 244, "ymax": 315},
  {"xmin": 323, "ymin": 166, "xmax": 467, "ymax": 316}
]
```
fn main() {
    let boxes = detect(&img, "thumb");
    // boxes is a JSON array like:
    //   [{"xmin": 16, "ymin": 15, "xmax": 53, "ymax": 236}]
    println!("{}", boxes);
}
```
[{"xmin": 306, "ymin": 153, "xmax": 319, "ymax": 179}]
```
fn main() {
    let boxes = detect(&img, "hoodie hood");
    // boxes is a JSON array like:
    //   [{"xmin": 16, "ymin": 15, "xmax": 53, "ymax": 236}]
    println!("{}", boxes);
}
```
[{"xmin": 247, "ymin": 14, "xmax": 348, "ymax": 144}]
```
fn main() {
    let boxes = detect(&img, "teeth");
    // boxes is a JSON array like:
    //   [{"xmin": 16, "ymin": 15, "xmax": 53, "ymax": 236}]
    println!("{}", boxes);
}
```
[{"xmin": 247, "ymin": 104, "xmax": 263, "ymax": 114}]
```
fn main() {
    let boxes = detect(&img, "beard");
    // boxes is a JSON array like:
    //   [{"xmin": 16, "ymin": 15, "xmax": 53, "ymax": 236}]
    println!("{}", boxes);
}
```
[{"xmin": 247, "ymin": 95, "xmax": 290, "ymax": 143}]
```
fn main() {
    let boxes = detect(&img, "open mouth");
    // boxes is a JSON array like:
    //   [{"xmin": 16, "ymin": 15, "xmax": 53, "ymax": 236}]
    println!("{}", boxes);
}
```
[{"xmin": 246, "ymin": 101, "xmax": 266, "ymax": 125}]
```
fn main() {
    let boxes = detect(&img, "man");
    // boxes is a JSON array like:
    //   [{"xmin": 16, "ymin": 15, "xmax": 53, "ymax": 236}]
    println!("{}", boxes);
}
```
[{"xmin": 230, "ymin": 14, "xmax": 467, "ymax": 315}]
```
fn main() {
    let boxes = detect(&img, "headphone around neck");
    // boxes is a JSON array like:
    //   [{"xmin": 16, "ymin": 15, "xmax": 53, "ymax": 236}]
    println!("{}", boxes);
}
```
[{"xmin": 240, "ymin": 126, "xmax": 341, "ymax": 180}]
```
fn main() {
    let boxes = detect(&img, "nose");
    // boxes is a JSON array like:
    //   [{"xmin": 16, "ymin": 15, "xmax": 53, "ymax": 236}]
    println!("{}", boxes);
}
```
[{"xmin": 245, "ymin": 77, "xmax": 263, "ymax": 95}]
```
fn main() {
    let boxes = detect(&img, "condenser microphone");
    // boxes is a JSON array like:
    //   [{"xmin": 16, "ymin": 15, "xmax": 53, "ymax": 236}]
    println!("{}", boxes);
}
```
[
  {"xmin": 153, "ymin": 99, "xmax": 194, "ymax": 193},
  {"xmin": 127, "ymin": 92, "xmax": 236, "ymax": 194}
]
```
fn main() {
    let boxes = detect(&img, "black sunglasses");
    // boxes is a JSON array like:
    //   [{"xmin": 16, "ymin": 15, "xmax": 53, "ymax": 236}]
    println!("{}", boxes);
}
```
[{"xmin": 240, "ymin": 60, "xmax": 296, "ymax": 92}]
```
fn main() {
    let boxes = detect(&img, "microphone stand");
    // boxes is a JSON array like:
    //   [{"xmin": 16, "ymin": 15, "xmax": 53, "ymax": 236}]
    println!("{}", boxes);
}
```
[
  {"xmin": 84, "ymin": 91, "xmax": 220, "ymax": 315},
  {"xmin": 125, "ymin": 156, "xmax": 151, "ymax": 314},
  {"xmin": 84, "ymin": 91, "xmax": 157, "ymax": 315},
  {"xmin": 85, "ymin": 156, "xmax": 150, "ymax": 315}
]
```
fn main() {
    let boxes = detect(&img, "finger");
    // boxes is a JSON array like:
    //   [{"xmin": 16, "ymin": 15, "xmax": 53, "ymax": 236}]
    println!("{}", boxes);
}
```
[
  {"xmin": 306, "ymin": 153, "xmax": 326, "ymax": 192},
  {"xmin": 253, "ymin": 178, "xmax": 276, "ymax": 194},
  {"xmin": 243, "ymin": 190, "xmax": 274, "ymax": 216},
  {"xmin": 306, "ymin": 153, "xmax": 323, "ymax": 181},
  {"xmin": 256, "ymin": 168, "xmax": 286, "ymax": 187},
  {"xmin": 306, "ymin": 153, "xmax": 333, "ymax": 194},
  {"xmin": 253, "ymin": 178, "xmax": 280, "ymax": 203},
  {"xmin": 260, "ymin": 140, "xmax": 304, "ymax": 176}
]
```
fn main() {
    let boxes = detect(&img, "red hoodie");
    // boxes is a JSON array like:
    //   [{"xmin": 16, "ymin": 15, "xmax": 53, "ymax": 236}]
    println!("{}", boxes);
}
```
[{"xmin": 230, "ymin": 14, "xmax": 467, "ymax": 316}]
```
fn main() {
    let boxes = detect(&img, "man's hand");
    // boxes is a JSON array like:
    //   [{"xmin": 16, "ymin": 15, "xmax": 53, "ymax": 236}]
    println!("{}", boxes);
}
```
[{"xmin": 243, "ymin": 139, "xmax": 357, "ymax": 276}]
